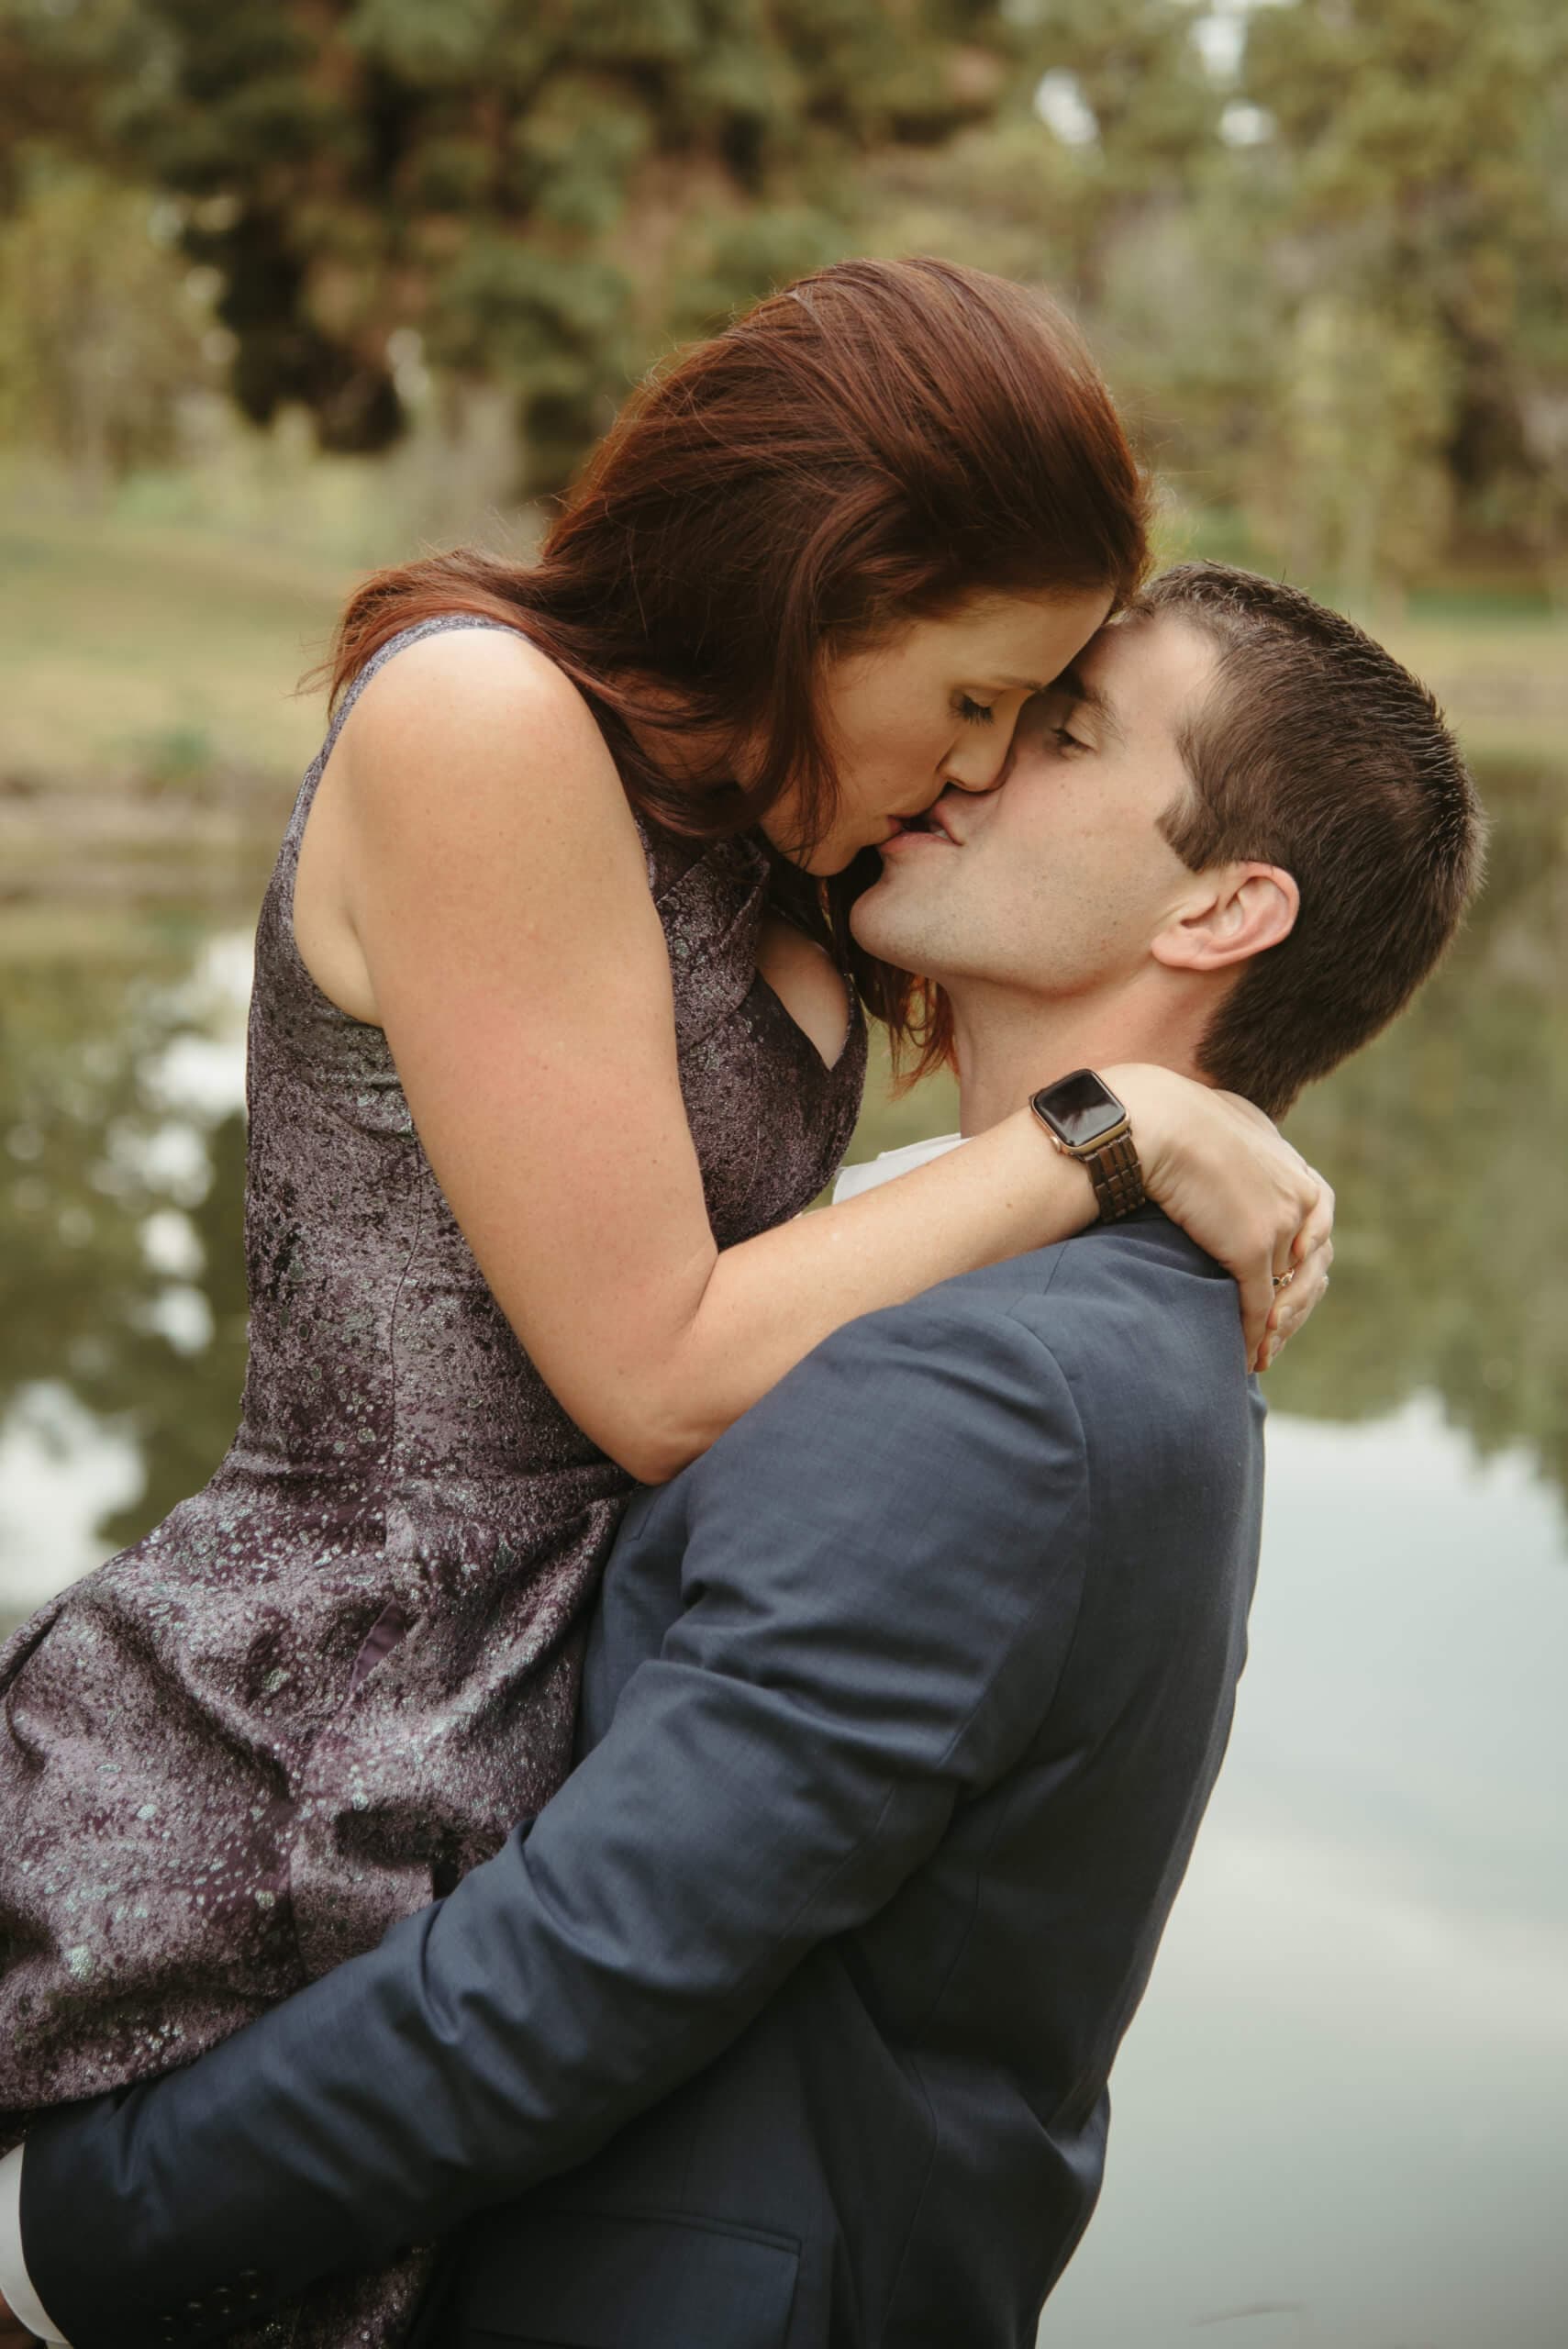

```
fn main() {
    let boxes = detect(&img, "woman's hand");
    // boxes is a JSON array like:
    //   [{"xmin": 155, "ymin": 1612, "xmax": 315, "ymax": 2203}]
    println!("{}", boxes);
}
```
[{"xmin": 1106, "ymin": 1063, "xmax": 1334, "ymax": 1373}]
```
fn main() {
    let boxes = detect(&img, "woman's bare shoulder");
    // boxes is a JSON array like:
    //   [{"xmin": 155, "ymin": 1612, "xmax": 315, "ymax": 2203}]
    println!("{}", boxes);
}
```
[
  {"xmin": 298, "ymin": 617, "xmax": 646, "ymax": 1022},
  {"xmin": 333, "ymin": 619, "xmax": 618, "ymax": 792}
]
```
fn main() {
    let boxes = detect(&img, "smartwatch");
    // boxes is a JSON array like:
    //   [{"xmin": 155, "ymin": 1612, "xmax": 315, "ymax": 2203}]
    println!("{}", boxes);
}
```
[{"xmin": 1029, "ymin": 1069, "xmax": 1147, "ymax": 1222}]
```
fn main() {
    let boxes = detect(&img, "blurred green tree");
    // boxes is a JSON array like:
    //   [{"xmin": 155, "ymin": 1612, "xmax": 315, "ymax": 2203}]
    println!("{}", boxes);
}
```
[
  {"xmin": 1, "ymin": 0, "xmax": 1563, "ymax": 582},
  {"xmin": 0, "ymin": 0, "xmax": 1026, "ymax": 490},
  {"xmin": 1253, "ymin": 297, "xmax": 1456, "ymax": 615},
  {"xmin": 0, "ymin": 152, "xmax": 218, "ymax": 495},
  {"xmin": 1242, "ymin": 0, "xmax": 1568, "ymax": 596},
  {"xmin": 855, "ymin": 0, "xmax": 1567, "ymax": 602}
]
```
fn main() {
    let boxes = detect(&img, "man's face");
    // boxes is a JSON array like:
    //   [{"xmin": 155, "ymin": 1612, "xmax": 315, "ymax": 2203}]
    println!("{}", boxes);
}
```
[{"xmin": 850, "ymin": 610, "xmax": 1220, "ymax": 998}]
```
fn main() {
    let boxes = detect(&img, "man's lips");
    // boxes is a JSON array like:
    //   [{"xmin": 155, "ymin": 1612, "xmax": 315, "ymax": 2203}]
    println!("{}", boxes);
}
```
[{"xmin": 884, "ymin": 805, "xmax": 962, "ymax": 848}]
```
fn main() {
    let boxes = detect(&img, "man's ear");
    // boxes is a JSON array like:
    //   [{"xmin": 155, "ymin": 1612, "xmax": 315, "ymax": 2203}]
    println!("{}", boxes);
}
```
[{"xmin": 1151, "ymin": 863, "xmax": 1299, "ymax": 974}]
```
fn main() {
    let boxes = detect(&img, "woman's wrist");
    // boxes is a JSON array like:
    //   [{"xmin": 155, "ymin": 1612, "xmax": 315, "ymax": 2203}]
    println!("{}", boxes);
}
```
[
  {"xmin": 1099, "ymin": 1062, "xmax": 1189, "ymax": 1199},
  {"xmin": 1003, "ymin": 1104, "xmax": 1098, "ymax": 1236}
]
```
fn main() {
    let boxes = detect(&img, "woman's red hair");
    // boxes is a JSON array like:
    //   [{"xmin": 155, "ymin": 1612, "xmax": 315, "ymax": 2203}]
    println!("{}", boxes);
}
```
[{"xmin": 316, "ymin": 256, "xmax": 1150, "ymax": 1074}]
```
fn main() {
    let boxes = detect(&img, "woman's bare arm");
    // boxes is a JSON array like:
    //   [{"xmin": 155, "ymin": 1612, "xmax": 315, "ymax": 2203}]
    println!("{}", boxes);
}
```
[{"xmin": 298, "ymin": 629, "xmax": 1325, "ymax": 1484}]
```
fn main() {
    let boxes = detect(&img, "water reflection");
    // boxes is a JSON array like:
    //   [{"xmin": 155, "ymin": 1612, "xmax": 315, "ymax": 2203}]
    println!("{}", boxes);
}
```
[
  {"xmin": 1044, "ymin": 1401, "xmax": 1568, "ymax": 2349},
  {"xmin": 1265, "ymin": 752, "xmax": 1568, "ymax": 1501},
  {"xmin": 0, "ymin": 925, "xmax": 250, "ymax": 1617}
]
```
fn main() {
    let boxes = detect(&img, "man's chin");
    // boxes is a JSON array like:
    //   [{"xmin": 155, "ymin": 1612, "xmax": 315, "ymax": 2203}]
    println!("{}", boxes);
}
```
[{"xmin": 848, "ymin": 890, "xmax": 923, "ymax": 975}]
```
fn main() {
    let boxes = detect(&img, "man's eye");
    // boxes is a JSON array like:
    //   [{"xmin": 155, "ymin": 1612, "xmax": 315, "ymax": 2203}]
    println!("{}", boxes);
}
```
[
  {"xmin": 955, "ymin": 695, "xmax": 995, "ymax": 725},
  {"xmin": 1051, "ymin": 726, "xmax": 1089, "ymax": 755}
]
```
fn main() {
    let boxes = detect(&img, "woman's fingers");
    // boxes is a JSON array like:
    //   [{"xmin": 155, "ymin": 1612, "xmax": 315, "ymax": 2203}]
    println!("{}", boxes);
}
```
[
  {"xmin": 1253, "ymin": 1171, "xmax": 1334, "ymax": 1369},
  {"xmin": 1230, "ymin": 1180, "xmax": 1333, "ymax": 1370},
  {"xmin": 1265, "ymin": 1230, "xmax": 1335, "ymax": 1363},
  {"xmin": 1273, "ymin": 1235, "xmax": 1334, "ymax": 1321},
  {"xmin": 1240, "ymin": 1237, "xmax": 1283, "ymax": 1371},
  {"xmin": 1294, "ymin": 1166, "xmax": 1336, "ymax": 1264}
]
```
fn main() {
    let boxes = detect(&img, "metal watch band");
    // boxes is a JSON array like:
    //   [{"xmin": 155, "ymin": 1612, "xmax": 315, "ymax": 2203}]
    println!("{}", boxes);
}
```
[{"xmin": 1084, "ymin": 1130, "xmax": 1146, "ymax": 1221}]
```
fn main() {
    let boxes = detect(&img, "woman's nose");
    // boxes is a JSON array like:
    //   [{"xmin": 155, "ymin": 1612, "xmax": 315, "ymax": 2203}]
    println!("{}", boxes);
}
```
[{"xmin": 943, "ymin": 735, "xmax": 1012, "ymax": 792}]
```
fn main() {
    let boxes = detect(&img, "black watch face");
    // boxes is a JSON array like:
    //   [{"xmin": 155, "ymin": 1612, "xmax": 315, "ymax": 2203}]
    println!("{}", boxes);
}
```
[{"xmin": 1038, "ymin": 1070, "xmax": 1125, "ymax": 1149}]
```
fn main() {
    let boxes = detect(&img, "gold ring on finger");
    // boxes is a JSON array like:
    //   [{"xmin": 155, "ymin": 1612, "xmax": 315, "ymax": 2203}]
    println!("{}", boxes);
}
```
[{"xmin": 1272, "ymin": 1267, "xmax": 1296, "ymax": 1293}]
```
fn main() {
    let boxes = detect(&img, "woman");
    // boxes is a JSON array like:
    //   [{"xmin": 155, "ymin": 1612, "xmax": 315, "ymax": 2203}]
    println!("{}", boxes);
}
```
[{"xmin": 0, "ymin": 259, "xmax": 1327, "ymax": 2342}]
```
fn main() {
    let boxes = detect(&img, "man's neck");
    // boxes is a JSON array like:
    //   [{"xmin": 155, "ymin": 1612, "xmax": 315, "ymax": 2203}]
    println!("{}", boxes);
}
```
[{"xmin": 946, "ymin": 977, "xmax": 1207, "ymax": 1136}]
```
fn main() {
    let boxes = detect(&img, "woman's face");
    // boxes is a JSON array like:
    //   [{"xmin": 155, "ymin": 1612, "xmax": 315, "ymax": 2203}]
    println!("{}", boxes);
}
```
[{"xmin": 762, "ymin": 589, "xmax": 1114, "ymax": 875}]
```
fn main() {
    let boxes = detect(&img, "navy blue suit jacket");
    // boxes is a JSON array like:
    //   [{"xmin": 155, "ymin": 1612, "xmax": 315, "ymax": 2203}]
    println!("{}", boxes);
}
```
[{"xmin": 21, "ymin": 1213, "xmax": 1263, "ymax": 2348}]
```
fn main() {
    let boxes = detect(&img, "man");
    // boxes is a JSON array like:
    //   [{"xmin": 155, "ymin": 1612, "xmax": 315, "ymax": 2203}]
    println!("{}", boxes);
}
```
[{"xmin": 0, "ymin": 564, "xmax": 1481, "ymax": 2348}]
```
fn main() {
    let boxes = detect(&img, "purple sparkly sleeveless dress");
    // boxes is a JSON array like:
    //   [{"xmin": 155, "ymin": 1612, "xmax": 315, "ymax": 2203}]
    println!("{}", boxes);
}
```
[{"xmin": 0, "ymin": 617, "xmax": 867, "ymax": 2342}]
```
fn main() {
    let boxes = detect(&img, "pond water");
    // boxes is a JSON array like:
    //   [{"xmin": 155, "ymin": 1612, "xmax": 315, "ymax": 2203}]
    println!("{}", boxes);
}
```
[{"xmin": 1, "ymin": 748, "xmax": 1564, "ymax": 2343}]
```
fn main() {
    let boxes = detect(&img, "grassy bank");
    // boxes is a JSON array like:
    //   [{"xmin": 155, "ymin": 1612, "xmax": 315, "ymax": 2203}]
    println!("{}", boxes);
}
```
[{"xmin": 0, "ymin": 516, "xmax": 340, "ymax": 786}]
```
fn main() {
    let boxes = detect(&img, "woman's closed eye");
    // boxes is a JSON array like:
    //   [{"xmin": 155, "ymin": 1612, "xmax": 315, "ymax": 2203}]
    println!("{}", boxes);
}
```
[{"xmin": 954, "ymin": 694, "xmax": 996, "ymax": 725}]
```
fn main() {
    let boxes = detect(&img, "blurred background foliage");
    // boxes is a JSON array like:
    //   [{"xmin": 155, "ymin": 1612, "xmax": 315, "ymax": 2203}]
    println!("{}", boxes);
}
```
[
  {"xmin": 0, "ymin": 0, "xmax": 1563, "ymax": 601},
  {"xmin": 0, "ymin": 0, "xmax": 1565, "ymax": 1584}
]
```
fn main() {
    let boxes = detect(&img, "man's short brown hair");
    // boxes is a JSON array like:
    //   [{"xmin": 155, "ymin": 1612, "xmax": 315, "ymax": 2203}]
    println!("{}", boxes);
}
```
[{"xmin": 1140, "ymin": 562, "xmax": 1486, "ymax": 1117}]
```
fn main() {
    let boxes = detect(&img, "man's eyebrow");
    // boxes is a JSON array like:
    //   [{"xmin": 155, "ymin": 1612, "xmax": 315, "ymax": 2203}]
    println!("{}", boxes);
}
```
[{"xmin": 1049, "ymin": 664, "xmax": 1125, "ymax": 745}]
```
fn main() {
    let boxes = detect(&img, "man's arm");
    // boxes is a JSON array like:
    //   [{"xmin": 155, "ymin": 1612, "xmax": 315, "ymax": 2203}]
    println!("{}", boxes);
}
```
[{"xmin": 22, "ymin": 1290, "xmax": 1089, "ymax": 2349}]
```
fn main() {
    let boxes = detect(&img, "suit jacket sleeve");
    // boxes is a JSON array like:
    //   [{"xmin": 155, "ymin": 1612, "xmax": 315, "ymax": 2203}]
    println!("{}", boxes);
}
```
[{"xmin": 22, "ymin": 1290, "xmax": 1092, "ymax": 2348}]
